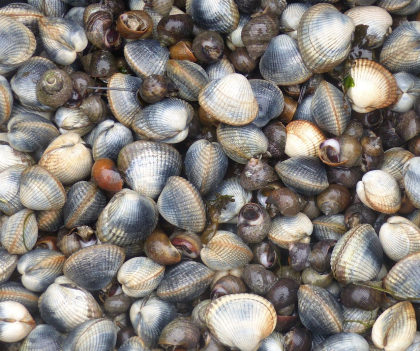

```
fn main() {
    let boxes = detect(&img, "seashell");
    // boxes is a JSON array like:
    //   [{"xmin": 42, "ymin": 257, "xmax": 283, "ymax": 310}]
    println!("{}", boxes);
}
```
[
  {"xmin": 63, "ymin": 244, "xmax": 125, "ymax": 291},
  {"xmin": 268, "ymin": 213, "xmax": 313, "ymax": 249},
  {"xmin": 404, "ymin": 157, "xmax": 420, "ymax": 208},
  {"xmin": 201, "ymin": 230, "xmax": 253, "ymax": 270},
  {"xmin": 294, "ymin": 95, "xmax": 315, "ymax": 123},
  {"xmin": 249, "ymin": 79, "xmax": 284, "ymax": 128},
  {"xmin": 331, "ymin": 224, "xmax": 383, "ymax": 284},
  {"xmin": 97, "ymin": 189, "xmax": 158, "ymax": 246},
  {"xmin": 380, "ymin": 147, "xmax": 414, "ymax": 185},
  {"xmin": 159, "ymin": 317, "xmax": 200, "ymax": 350},
  {"xmin": 297, "ymin": 3, "xmax": 355, "ymax": 73},
  {"xmin": 356, "ymin": 170, "xmax": 401, "ymax": 214},
  {"xmin": 28, "ymin": 0, "xmax": 67, "ymax": 17},
  {"xmin": 206, "ymin": 293, "xmax": 276, "ymax": 351},
  {"xmin": 124, "ymin": 39, "xmax": 169, "ymax": 79},
  {"xmin": 184, "ymin": 140, "xmax": 228, "ymax": 195},
  {"xmin": 259, "ymin": 35, "xmax": 312, "ymax": 86},
  {"xmin": 392, "ymin": 72, "xmax": 420, "ymax": 113},
  {"xmin": 313, "ymin": 214, "xmax": 346, "ymax": 241},
  {"xmin": 19, "ymin": 165, "xmax": 66, "ymax": 211},
  {"xmin": 314, "ymin": 333, "xmax": 369, "ymax": 351},
  {"xmin": 0, "ymin": 165, "xmax": 25, "ymax": 216},
  {"xmin": 0, "ymin": 301, "xmax": 35, "ymax": 342},
  {"xmin": 311, "ymin": 81, "xmax": 351, "ymax": 136},
  {"xmin": 157, "ymin": 260, "xmax": 214, "ymax": 302},
  {"xmin": 0, "ymin": 249, "xmax": 17, "ymax": 285},
  {"xmin": 17, "ymin": 248, "xmax": 65, "ymax": 292},
  {"xmin": 316, "ymin": 184, "xmax": 351, "ymax": 216},
  {"xmin": 138, "ymin": 74, "xmax": 170, "ymax": 104},
  {"xmin": 240, "ymin": 158, "xmax": 278, "ymax": 192},
  {"xmin": 226, "ymin": 14, "xmax": 249, "ymax": 50},
  {"xmin": 91, "ymin": 158, "xmax": 123, "ymax": 194},
  {"xmin": 63, "ymin": 318, "xmax": 117, "ymax": 351},
  {"xmin": 380, "ymin": 21, "xmax": 420, "ymax": 74},
  {"xmin": 280, "ymin": 3, "xmax": 310, "ymax": 39},
  {"xmin": 0, "ymin": 75, "xmax": 13, "ymax": 125},
  {"xmin": 343, "ymin": 307, "xmax": 378, "ymax": 334},
  {"xmin": 65, "ymin": 6, "xmax": 85, "ymax": 27},
  {"xmin": 39, "ymin": 16, "xmax": 88, "ymax": 66},
  {"xmin": 346, "ymin": 59, "xmax": 398, "ymax": 113},
  {"xmin": 377, "ymin": 0, "xmax": 420, "ymax": 15},
  {"xmin": 157, "ymin": 176, "xmax": 206, "ymax": 232},
  {"xmin": 117, "ymin": 10, "xmax": 153, "ymax": 40},
  {"xmin": 258, "ymin": 331, "xmax": 285, "ymax": 351},
  {"xmin": 217, "ymin": 123, "xmax": 268, "ymax": 164},
  {"xmin": 187, "ymin": 0, "xmax": 239, "ymax": 34},
  {"xmin": 1, "ymin": 209, "xmax": 38, "ymax": 255},
  {"xmin": 0, "ymin": 16, "xmax": 36, "ymax": 75},
  {"xmin": 0, "ymin": 142, "xmax": 34, "ymax": 173},
  {"xmin": 144, "ymin": 229, "xmax": 181, "ymax": 265},
  {"xmin": 8, "ymin": 113, "xmax": 59, "ymax": 153},
  {"xmin": 166, "ymin": 60, "xmax": 209, "ymax": 101},
  {"xmin": 63, "ymin": 181, "xmax": 106, "ymax": 229},
  {"xmin": 199, "ymin": 73, "xmax": 258, "ymax": 126},
  {"xmin": 53, "ymin": 107, "xmax": 93, "ymax": 136},
  {"xmin": 36, "ymin": 68, "xmax": 72, "ymax": 109},
  {"xmin": 117, "ymin": 141, "xmax": 182, "ymax": 199},
  {"xmin": 20, "ymin": 324, "xmax": 64, "ymax": 351},
  {"xmin": 284, "ymin": 120, "xmax": 326, "ymax": 158},
  {"xmin": 107, "ymin": 73, "xmax": 143, "ymax": 128},
  {"xmin": 39, "ymin": 133, "xmax": 93, "ymax": 185},
  {"xmin": 206, "ymin": 56, "xmax": 235, "ymax": 81},
  {"xmin": 56, "ymin": 226, "xmax": 97, "ymax": 257},
  {"xmin": 319, "ymin": 136, "xmax": 362, "ymax": 168},
  {"xmin": 0, "ymin": 3, "xmax": 43, "ymax": 31},
  {"xmin": 275, "ymin": 156, "xmax": 329, "ymax": 196},
  {"xmin": 0, "ymin": 282, "xmax": 38, "ymax": 313},
  {"xmin": 372, "ymin": 301, "xmax": 416, "ymax": 351},
  {"xmin": 132, "ymin": 98, "xmax": 193, "ymax": 143}
]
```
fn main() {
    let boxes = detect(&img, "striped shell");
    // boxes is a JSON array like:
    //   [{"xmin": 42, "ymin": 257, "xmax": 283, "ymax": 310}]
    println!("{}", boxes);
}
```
[
  {"xmin": 0, "ymin": 3, "xmax": 43, "ymax": 30},
  {"xmin": 0, "ymin": 75, "xmax": 13, "ymax": 125},
  {"xmin": 28, "ymin": 0, "xmax": 67, "ymax": 17},
  {"xmin": 0, "ymin": 165, "xmax": 25, "ymax": 216},
  {"xmin": 314, "ymin": 333, "xmax": 369, "ymax": 351},
  {"xmin": 284, "ymin": 120, "xmax": 326, "ymax": 157},
  {"xmin": 36, "ymin": 208, "xmax": 63, "ymax": 232},
  {"xmin": 0, "ymin": 301, "xmax": 35, "ymax": 342},
  {"xmin": 54, "ymin": 107, "xmax": 93, "ymax": 136},
  {"xmin": 268, "ymin": 213, "xmax": 313, "ymax": 249},
  {"xmin": 206, "ymin": 57, "xmax": 235, "ymax": 81},
  {"xmin": 119, "ymin": 336, "xmax": 149, "ymax": 351},
  {"xmin": 0, "ymin": 143, "xmax": 34, "ymax": 173},
  {"xmin": 381, "ymin": 147, "xmax": 414, "ymax": 184},
  {"xmin": 377, "ymin": 0, "xmax": 420, "ymax": 15},
  {"xmin": 280, "ymin": 3, "xmax": 310, "ymax": 39},
  {"xmin": 313, "ymin": 214, "xmax": 346, "ymax": 241},
  {"xmin": 404, "ymin": 157, "xmax": 420, "ymax": 208},
  {"xmin": 0, "ymin": 249, "xmax": 18, "ymax": 285},
  {"xmin": 0, "ymin": 282, "xmax": 38, "ymax": 313},
  {"xmin": 342, "ymin": 308, "xmax": 378, "ymax": 334},
  {"xmin": 392, "ymin": 72, "xmax": 420, "ymax": 113},
  {"xmin": 20, "ymin": 324, "xmax": 64, "ymax": 351}
]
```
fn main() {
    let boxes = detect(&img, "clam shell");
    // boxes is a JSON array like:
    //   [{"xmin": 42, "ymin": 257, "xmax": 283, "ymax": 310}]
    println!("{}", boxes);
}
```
[
  {"xmin": 377, "ymin": 0, "xmax": 420, "ymax": 15},
  {"xmin": 227, "ymin": 14, "xmax": 249, "ymax": 49},
  {"xmin": 54, "ymin": 107, "xmax": 93, "ymax": 136},
  {"xmin": 117, "ymin": 141, "xmax": 182, "ymax": 199},
  {"xmin": 294, "ymin": 95, "xmax": 314, "ymax": 122},
  {"xmin": 258, "ymin": 332, "xmax": 285, "ymax": 351},
  {"xmin": 381, "ymin": 147, "xmax": 414, "ymax": 184},
  {"xmin": 119, "ymin": 336, "xmax": 149, "ymax": 351},
  {"xmin": 347, "ymin": 59, "xmax": 398, "ymax": 113},
  {"xmin": 0, "ymin": 301, "xmax": 35, "ymax": 343},
  {"xmin": 392, "ymin": 72, "xmax": 420, "ymax": 113},
  {"xmin": 36, "ymin": 208, "xmax": 63, "ymax": 232},
  {"xmin": 206, "ymin": 293, "xmax": 276, "ymax": 351},
  {"xmin": 0, "ymin": 248, "xmax": 18, "ymax": 285},
  {"xmin": 314, "ymin": 333, "xmax": 369, "ymax": 351},
  {"xmin": 284, "ymin": 120, "xmax": 326, "ymax": 157},
  {"xmin": 0, "ymin": 164, "xmax": 25, "ymax": 216},
  {"xmin": 259, "ymin": 35, "xmax": 312, "ymax": 86},
  {"xmin": 404, "ymin": 157, "xmax": 420, "ymax": 208},
  {"xmin": 0, "ymin": 142, "xmax": 34, "ymax": 173},
  {"xmin": 0, "ymin": 282, "xmax": 38, "ymax": 313},
  {"xmin": 20, "ymin": 324, "xmax": 64, "ymax": 351},
  {"xmin": 280, "ymin": 3, "xmax": 310, "ymax": 39},
  {"xmin": 199, "ymin": 73, "xmax": 258, "ymax": 126},
  {"xmin": 331, "ymin": 224, "xmax": 383, "ymax": 284},
  {"xmin": 0, "ymin": 3, "xmax": 43, "ymax": 31},
  {"xmin": 0, "ymin": 75, "xmax": 13, "ymax": 125},
  {"xmin": 313, "ymin": 214, "xmax": 346, "ymax": 241},
  {"xmin": 63, "ymin": 244, "xmax": 125, "ymax": 291},
  {"xmin": 206, "ymin": 57, "xmax": 235, "ymax": 81},
  {"xmin": 342, "ymin": 308, "xmax": 378, "ymax": 334},
  {"xmin": 157, "ymin": 176, "xmax": 206, "ymax": 232},
  {"xmin": 124, "ymin": 39, "xmax": 169, "ymax": 78},
  {"xmin": 28, "ymin": 0, "xmax": 68, "ymax": 17},
  {"xmin": 201, "ymin": 230, "xmax": 253, "ymax": 270}
]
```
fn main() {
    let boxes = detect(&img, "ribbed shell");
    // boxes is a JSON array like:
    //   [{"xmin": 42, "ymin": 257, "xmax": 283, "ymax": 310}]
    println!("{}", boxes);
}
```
[
  {"xmin": 28, "ymin": 0, "xmax": 67, "ymax": 17},
  {"xmin": 0, "ymin": 164, "xmax": 25, "ymax": 216},
  {"xmin": 331, "ymin": 224, "xmax": 383, "ymax": 284},
  {"xmin": 356, "ymin": 170, "xmax": 401, "ymax": 214},
  {"xmin": 0, "ymin": 143, "xmax": 34, "ymax": 173},
  {"xmin": 157, "ymin": 176, "xmax": 206, "ymax": 232},
  {"xmin": 381, "ymin": 147, "xmax": 414, "ymax": 184},
  {"xmin": 36, "ymin": 208, "xmax": 63, "ymax": 232},
  {"xmin": 187, "ymin": 0, "xmax": 239, "ymax": 34},
  {"xmin": 20, "ymin": 324, "xmax": 64, "ymax": 351},
  {"xmin": 184, "ymin": 140, "xmax": 228, "ymax": 195},
  {"xmin": 0, "ymin": 301, "xmax": 35, "ymax": 343},
  {"xmin": 380, "ymin": 21, "xmax": 420, "ymax": 74},
  {"xmin": 201, "ymin": 231, "xmax": 253, "ymax": 270},
  {"xmin": 0, "ymin": 75, "xmax": 12, "ymax": 125},
  {"xmin": 54, "ymin": 107, "xmax": 93, "ymax": 136},
  {"xmin": 0, "ymin": 282, "xmax": 38, "ymax": 313},
  {"xmin": 298, "ymin": 285, "xmax": 343, "ymax": 335},
  {"xmin": 63, "ymin": 244, "xmax": 125, "ymax": 291},
  {"xmin": 0, "ymin": 3, "xmax": 43, "ymax": 30},
  {"xmin": 19, "ymin": 165, "xmax": 65, "ymax": 211},
  {"xmin": 63, "ymin": 318, "xmax": 117, "ymax": 351},
  {"xmin": 250, "ymin": 79, "xmax": 284, "ymax": 128},
  {"xmin": 347, "ymin": 59, "xmax": 398, "ymax": 113},
  {"xmin": 268, "ymin": 213, "xmax": 313, "ymax": 249},
  {"xmin": 313, "ymin": 214, "xmax": 346, "ymax": 241},
  {"xmin": 96, "ymin": 189, "xmax": 158, "ymax": 245},
  {"xmin": 199, "ymin": 73, "xmax": 258, "ymax": 126},
  {"xmin": 117, "ymin": 141, "xmax": 182, "ymax": 199},
  {"xmin": 217, "ymin": 123, "xmax": 268, "ymax": 164},
  {"xmin": 275, "ymin": 156, "xmax": 329, "ymax": 196},
  {"xmin": 314, "ymin": 333, "xmax": 369, "ymax": 351},
  {"xmin": 39, "ymin": 16, "xmax": 88, "ymax": 65},
  {"xmin": 124, "ymin": 39, "xmax": 169, "ymax": 78},
  {"xmin": 392, "ymin": 72, "xmax": 420, "ymax": 113},
  {"xmin": 117, "ymin": 257, "xmax": 165, "ymax": 298},
  {"xmin": 342, "ymin": 308, "xmax": 378, "ymax": 334},
  {"xmin": 404, "ymin": 157, "xmax": 420, "ymax": 208},
  {"xmin": 206, "ymin": 293, "xmax": 276, "ymax": 351},
  {"xmin": 377, "ymin": 0, "xmax": 420, "ymax": 15},
  {"xmin": 384, "ymin": 252, "xmax": 420, "ymax": 301},
  {"xmin": 119, "ymin": 336, "xmax": 149, "ymax": 351},
  {"xmin": 371, "ymin": 302, "xmax": 416, "ymax": 351},
  {"xmin": 157, "ymin": 260, "xmax": 214, "ymax": 302},
  {"xmin": 39, "ymin": 276, "xmax": 103, "ymax": 332},
  {"xmin": 63, "ymin": 181, "xmax": 106, "ymax": 229},
  {"xmin": 166, "ymin": 60, "xmax": 209, "ymax": 101},
  {"xmin": 17, "ymin": 248, "xmax": 65, "ymax": 292},
  {"xmin": 258, "ymin": 332, "xmax": 285, "ymax": 351},
  {"xmin": 39, "ymin": 133, "xmax": 93, "ymax": 185},
  {"xmin": 1, "ymin": 209, "xmax": 38, "ymax": 255},
  {"xmin": 280, "ymin": 3, "xmax": 310, "ymax": 39},
  {"xmin": 206, "ymin": 57, "xmax": 235, "ymax": 81},
  {"xmin": 0, "ymin": 249, "xmax": 17, "ymax": 284},
  {"xmin": 107, "ymin": 73, "xmax": 143, "ymax": 127},
  {"xmin": 284, "ymin": 120, "xmax": 326, "ymax": 157},
  {"xmin": 297, "ymin": 4, "xmax": 355, "ymax": 73},
  {"xmin": 0, "ymin": 16, "xmax": 36, "ymax": 75}
]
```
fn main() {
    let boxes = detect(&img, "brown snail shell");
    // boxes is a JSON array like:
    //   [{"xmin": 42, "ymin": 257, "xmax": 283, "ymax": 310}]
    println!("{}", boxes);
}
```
[
  {"xmin": 117, "ymin": 10, "xmax": 153, "ymax": 39},
  {"xmin": 319, "ymin": 135, "xmax": 362, "ymax": 168},
  {"xmin": 36, "ymin": 69, "xmax": 73, "ymax": 109},
  {"xmin": 144, "ymin": 229, "xmax": 182, "ymax": 265}
]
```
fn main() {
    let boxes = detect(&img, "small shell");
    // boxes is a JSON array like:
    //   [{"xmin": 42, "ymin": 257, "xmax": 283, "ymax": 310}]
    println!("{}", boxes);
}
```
[
  {"xmin": 0, "ymin": 75, "xmax": 13, "ymax": 125},
  {"xmin": 404, "ymin": 157, "xmax": 420, "ymax": 208},
  {"xmin": 314, "ymin": 333, "xmax": 369, "ymax": 351},
  {"xmin": 0, "ymin": 165, "xmax": 25, "ymax": 216},
  {"xmin": 206, "ymin": 57, "xmax": 235, "ymax": 81},
  {"xmin": 280, "ymin": 3, "xmax": 310, "ymax": 39},
  {"xmin": 0, "ymin": 301, "xmax": 35, "ymax": 343},
  {"xmin": 380, "ymin": 147, "xmax": 414, "ymax": 184},
  {"xmin": 20, "ymin": 324, "xmax": 64, "ymax": 351},
  {"xmin": 372, "ymin": 301, "xmax": 416, "ymax": 351},
  {"xmin": 0, "ymin": 282, "xmax": 38, "ymax": 313},
  {"xmin": 36, "ymin": 209, "xmax": 63, "ymax": 232},
  {"xmin": 313, "ymin": 214, "xmax": 346, "ymax": 241},
  {"xmin": 227, "ymin": 14, "xmax": 249, "ymax": 49},
  {"xmin": 284, "ymin": 120, "xmax": 326, "ymax": 158},
  {"xmin": 0, "ymin": 249, "xmax": 18, "ymax": 284},
  {"xmin": 268, "ymin": 213, "xmax": 313, "ymax": 249}
]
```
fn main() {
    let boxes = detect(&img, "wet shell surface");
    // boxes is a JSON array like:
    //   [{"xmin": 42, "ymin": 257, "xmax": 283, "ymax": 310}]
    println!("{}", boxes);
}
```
[
  {"xmin": 0, "ymin": 301, "xmax": 35, "ymax": 343},
  {"xmin": 284, "ymin": 120, "xmax": 326, "ymax": 158},
  {"xmin": 205, "ymin": 293, "xmax": 276, "ymax": 351},
  {"xmin": 20, "ymin": 324, "xmax": 64, "ymax": 351}
]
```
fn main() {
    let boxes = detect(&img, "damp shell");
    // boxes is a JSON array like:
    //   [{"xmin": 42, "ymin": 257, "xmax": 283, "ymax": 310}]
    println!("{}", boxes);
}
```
[
  {"xmin": 268, "ymin": 213, "xmax": 313, "ymax": 249},
  {"xmin": 284, "ymin": 120, "xmax": 326, "ymax": 158},
  {"xmin": 380, "ymin": 147, "xmax": 414, "ymax": 184},
  {"xmin": 0, "ymin": 301, "xmax": 35, "ymax": 342}
]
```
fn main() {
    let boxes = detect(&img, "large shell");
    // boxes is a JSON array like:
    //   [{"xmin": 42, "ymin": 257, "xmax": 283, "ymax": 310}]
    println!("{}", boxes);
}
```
[
  {"xmin": 117, "ymin": 141, "xmax": 182, "ymax": 199},
  {"xmin": 259, "ymin": 35, "xmax": 312, "ymax": 86},
  {"xmin": 314, "ymin": 333, "xmax": 369, "ymax": 351},
  {"xmin": 0, "ymin": 164, "xmax": 25, "ymax": 216},
  {"xmin": 199, "ymin": 73, "xmax": 258, "ymax": 126},
  {"xmin": 124, "ymin": 39, "xmax": 169, "ymax": 78},
  {"xmin": 157, "ymin": 176, "xmax": 206, "ymax": 232},
  {"xmin": 0, "ymin": 282, "xmax": 38, "ymax": 313},
  {"xmin": 371, "ymin": 301, "xmax": 416, "ymax": 351},
  {"xmin": 206, "ymin": 293, "xmax": 276, "ymax": 351},
  {"xmin": 297, "ymin": 4, "xmax": 355, "ymax": 73},
  {"xmin": 404, "ymin": 157, "xmax": 420, "ymax": 208},
  {"xmin": 0, "ymin": 301, "xmax": 35, "ymax": 343},
  {"xmin": 377, "ymin": 0, "xmax": 420, "ymax": 16},
  {"xmin": 184, "ymin": 140, "xmax": 228, "ymax": 195},
  {"xmin": 0, "ymin": 249, "xmax": 18, "ymax": 285},
  {"xmin": 268, "ymin": 213, "xmax": 313, "ymax": 249},
  {"xmin": 331, "ymin": 224, "xmax": 383, "ymax": 284},
  {"xmin": 0, "ymin": 75, "xmax": 13, "ymax": 125},
  {"xmin": 201, "ymin": 231, "xmax": 253, "ymax": 270},
  {"xmin": 96, "ymin": 189, "xmax": 158, "ymax": 246},
  {"xmin": 284, "ymin": 120, "xmax": 326, "ymax": 158},
  {"xmin": 346, "ymin": 59, "xmax": 398, "ymax": 113},
  {"xmin": 20, "ymin": 324, "xmax": 64, "ymax": 351}
]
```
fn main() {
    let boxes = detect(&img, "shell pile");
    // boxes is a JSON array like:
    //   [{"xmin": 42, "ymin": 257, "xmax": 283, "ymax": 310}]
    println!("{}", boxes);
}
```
[{"xmin": 0, "ymin": 0, "xmax": 420, "ymax": 350}]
